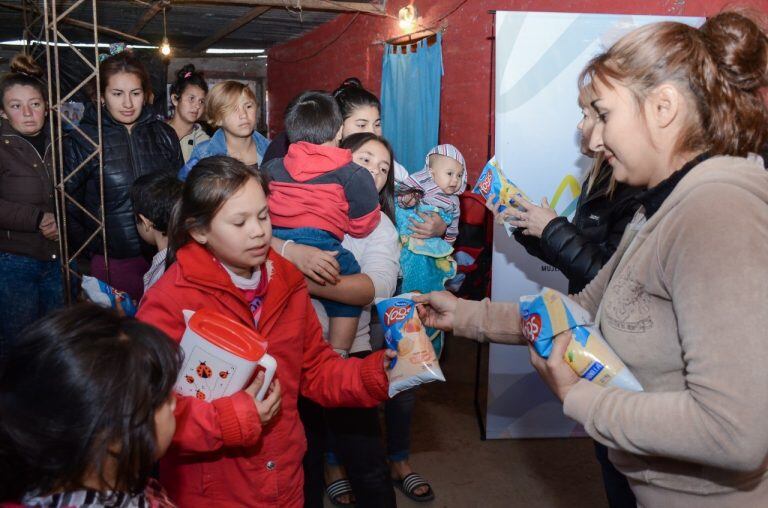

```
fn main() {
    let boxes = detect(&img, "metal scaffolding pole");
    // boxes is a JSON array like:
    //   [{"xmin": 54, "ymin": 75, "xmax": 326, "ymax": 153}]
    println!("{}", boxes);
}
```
[
  {"xmin": 40, "ymin": 0, "xmax": 106, "ymax": 301},
  {"xmin": 20, "ymin": 0, "xmax": 45, "ymax": 60}
]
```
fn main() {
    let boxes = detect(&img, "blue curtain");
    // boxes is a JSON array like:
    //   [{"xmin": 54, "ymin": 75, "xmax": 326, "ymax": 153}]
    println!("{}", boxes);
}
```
[{"xmin": 381, "ymin": 33, "xmax": 444, "ymax": 174}]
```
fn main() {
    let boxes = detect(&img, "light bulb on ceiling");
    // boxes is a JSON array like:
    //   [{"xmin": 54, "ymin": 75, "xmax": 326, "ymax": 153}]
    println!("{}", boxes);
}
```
[
  {"xmin": 160, "ymin": 36, "xmax": 171, "ymax": 56},
  {"xmin": 398, "ymin": 5, "xmax": 416, "ymax": 32},
  {"xmin": 159, "ymin": 7, "xmax": 171, "ymax": 57}
]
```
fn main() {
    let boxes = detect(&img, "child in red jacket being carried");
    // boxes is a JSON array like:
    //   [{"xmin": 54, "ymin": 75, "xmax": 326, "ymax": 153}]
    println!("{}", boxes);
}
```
[
  {"xmin": 262, "ymin": 91, "xmax": 381, "ymax": 357},
  {"xmin": 137, "ymin": 156, "xmax": 392, "ymax": 508}
]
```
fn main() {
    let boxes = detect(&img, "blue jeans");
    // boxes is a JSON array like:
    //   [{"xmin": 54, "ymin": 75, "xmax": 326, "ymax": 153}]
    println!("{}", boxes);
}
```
[
  {"xmin": 0, "ymin": 252, "xmax": 66, "ymax": 360},
  {"xmin": 273, "ymin": 227, "xmax": 362, "ymax": 318}
]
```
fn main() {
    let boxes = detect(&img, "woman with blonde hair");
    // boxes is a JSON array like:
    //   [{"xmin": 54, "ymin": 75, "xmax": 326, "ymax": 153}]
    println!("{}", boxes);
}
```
[
  {"xmin": 178, "ymin": 80, "xmax": 269, "ymax": 179},
  {"xmin": 417, "ymin": 11, "xmax": 768, "ymax": 506}
]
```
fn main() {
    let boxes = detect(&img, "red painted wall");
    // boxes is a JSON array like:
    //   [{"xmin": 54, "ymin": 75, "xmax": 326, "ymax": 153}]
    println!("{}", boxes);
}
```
[{"xmin": 267, "ymin": 0, "xmax": 766, "ymax": 180}]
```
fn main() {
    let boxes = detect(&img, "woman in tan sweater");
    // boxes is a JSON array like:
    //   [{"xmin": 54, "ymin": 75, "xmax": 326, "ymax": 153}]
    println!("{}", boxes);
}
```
[{"xmin": 415, "ymin": 12, "xmax": 768, "ymax": 508}]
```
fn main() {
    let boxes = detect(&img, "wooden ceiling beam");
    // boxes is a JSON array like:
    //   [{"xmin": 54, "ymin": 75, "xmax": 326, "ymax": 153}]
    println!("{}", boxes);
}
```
[
  {"xmin": 173, "ymin": 0, "xmax": 386, "ymax": 16},
  {"xmin": 130, "ymin": 0, "xmax": 168, "ymax": 36},
  {"xmin": 191, "ymin": 6, "xmax": 270, "ymax": 52}
]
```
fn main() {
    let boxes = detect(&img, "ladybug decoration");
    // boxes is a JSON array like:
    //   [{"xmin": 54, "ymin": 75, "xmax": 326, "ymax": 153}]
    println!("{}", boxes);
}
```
[
  {"xmin": 196, "ymin": 361, "xmax": 212, "ymax": 379},
  {"xmin": 185, "ymin": 375, "xmax": 194, "ymax": 384},
  {"xmin": 196, "ymin": 390, "xmax": 206, "ymax": 400},
  {"xmin": 219, "ymin": 370, "xmax": 229, "ymax": 379}
]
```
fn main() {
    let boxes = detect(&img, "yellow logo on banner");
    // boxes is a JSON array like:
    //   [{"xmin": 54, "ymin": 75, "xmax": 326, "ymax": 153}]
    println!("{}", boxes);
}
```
[{"xmin": 550, "ymin": 174, "xmax": 581, "ymax": 217}]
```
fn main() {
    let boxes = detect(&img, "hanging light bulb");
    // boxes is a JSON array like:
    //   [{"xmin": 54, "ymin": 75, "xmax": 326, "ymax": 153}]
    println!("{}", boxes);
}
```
[
  {"xmin": 160, "ymin": 36, "xmax": 171, "ymax": 56},
  {"xmin": 398, "ymin": 5, "xmax": 416, "ymax": 32},
  {"xmin": 159, "ymin": 7, "xmax": 171, "ymax": 57}
]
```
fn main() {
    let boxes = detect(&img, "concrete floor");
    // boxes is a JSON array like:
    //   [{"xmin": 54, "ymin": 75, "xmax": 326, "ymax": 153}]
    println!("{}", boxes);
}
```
[{"xmin": 326, "ymin": 334, "xmax": 609, "ymax": 508}]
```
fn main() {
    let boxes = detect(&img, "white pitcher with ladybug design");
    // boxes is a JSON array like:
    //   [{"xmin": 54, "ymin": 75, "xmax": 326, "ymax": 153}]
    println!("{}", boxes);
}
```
[{"xmin": 174, "ymin": 308, "xmax": 277, "ymax": 402}]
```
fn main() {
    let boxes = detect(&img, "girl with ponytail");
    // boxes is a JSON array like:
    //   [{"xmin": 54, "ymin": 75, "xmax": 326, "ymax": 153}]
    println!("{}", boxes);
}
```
[{"xmin": 168, "ymin": 64, "xmax": 210, "ymax": 162}]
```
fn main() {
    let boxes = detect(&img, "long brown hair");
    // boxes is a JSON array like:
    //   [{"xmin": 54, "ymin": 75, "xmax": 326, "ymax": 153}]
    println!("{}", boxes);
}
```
[
  {"xmin": 581, "ymin": 11, "xmax": 768, "ymax": 158},
  {"xmin": 340, "ymin": 132, "xmax": 396, "ymax": 223},
  {"xmin": 166, "ymin": 155, "xmax": 269, "ymax": 268}
]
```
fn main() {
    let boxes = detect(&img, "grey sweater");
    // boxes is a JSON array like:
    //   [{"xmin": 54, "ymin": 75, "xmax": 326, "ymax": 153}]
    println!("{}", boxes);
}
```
[{"xmin": 454, "ymin": 155, "xmax": 768, "ymax": 506}]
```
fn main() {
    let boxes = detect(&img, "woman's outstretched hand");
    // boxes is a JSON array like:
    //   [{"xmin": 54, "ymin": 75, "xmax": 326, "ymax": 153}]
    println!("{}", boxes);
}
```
[
  {"xmin": 412, "ymin": 291, "xmax": 458, "ymax": 332},
  {"xmin": 528, "ymin": 331, "xmax": 579, "ymax": 402}
]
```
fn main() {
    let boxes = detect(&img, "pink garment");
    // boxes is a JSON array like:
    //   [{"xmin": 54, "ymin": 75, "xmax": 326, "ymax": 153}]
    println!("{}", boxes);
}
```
[{"xmin": 90, "ymin": 254, "xmax": 150, "ymax": 302}]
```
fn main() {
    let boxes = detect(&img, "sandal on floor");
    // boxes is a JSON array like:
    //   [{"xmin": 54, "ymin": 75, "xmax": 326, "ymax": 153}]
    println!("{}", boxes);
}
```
[
  {"xmin": 326, "ymin": 478, "xmax": 356, "ymax": 507},
  {"xmin": 395, "ymin": 472, "xmax": 435, "ymax": 502}
]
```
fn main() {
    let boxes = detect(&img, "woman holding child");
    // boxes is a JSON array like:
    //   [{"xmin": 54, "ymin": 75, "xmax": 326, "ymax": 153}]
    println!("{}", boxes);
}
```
[
  {"xmin": 274, "ymin": 81, "xmax": 438, "ymax": 504},
  {"xmin": 416, "ymin": 12, "xmax": 768, "ymax": 507}
]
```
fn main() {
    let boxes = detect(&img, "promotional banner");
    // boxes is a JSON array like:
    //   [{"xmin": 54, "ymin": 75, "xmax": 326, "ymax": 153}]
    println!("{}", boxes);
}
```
[{"xmin": 487, "ymin": 11, "xmax": 704, "ymax": 439}]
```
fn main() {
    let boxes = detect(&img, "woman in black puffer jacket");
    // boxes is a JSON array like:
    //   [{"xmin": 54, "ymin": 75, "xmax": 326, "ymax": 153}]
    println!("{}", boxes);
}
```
[
  {"xmin": 500, "ymin": 88, "xmax": 640, "ymax": 508},
  {"xmin": 512, "ymin": 157, "xmax": 638, "ymax": 294},
  {"xmin": 65, "ymin": 50, "xmax": 182, "ymax": 301}
]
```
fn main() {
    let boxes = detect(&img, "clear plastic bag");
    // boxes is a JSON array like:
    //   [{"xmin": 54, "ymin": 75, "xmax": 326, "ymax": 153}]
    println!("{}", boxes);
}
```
[
  {"xmin": 81, "ymin": 275, "xmax": 137, "ymax": 317},
  {"xmin": 375, "ymin": 294, "xmax": 446, "ymax": 397},
  {"xmin": 520, "ymin": 288, "xmax": 642, "ymax": 391}
]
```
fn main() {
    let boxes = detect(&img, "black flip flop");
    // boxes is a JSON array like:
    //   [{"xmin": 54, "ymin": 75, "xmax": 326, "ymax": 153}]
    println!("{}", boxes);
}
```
[
  {"xmin": 395, "ymin": 472, "xmax": 435, "ymax": 502},
  {"xmin": 326, "ymin": 478, "xmax": 356, "ymax": 507}
]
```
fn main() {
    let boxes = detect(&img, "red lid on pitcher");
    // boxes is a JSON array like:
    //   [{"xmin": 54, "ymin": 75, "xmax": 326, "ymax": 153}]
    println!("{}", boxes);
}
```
[{"xmin": 188, "ymin": 308, "xmax": 267, "ymax": 361}]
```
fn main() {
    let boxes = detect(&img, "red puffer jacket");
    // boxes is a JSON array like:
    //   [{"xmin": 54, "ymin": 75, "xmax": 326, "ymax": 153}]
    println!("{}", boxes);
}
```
[{"xmin": 137, "ymin": 242, "xmax": 389, "ymax": 507}]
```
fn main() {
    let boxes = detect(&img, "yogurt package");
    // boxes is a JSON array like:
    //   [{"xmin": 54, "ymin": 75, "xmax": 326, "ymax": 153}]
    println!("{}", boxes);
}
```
[
  {"xmin": 81, "ymin": 275, "xmax": 137, "ymax": 317},
  {"xmin": 520, "ymin": 288, "xmax": 642, "ymax": 392},
  {"xmin": 473, "ymin": 156, "xmax": 530, "ymax": 212},
  {"xmin": 375, "ymin": 294, "xmax": 446, "ymax": 397}
]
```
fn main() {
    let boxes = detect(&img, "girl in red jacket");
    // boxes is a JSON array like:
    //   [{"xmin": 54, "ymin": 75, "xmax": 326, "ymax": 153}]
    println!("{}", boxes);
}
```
[{"xmin": 136, "ymin": 155, "xmax": 392, "ymax": 508}]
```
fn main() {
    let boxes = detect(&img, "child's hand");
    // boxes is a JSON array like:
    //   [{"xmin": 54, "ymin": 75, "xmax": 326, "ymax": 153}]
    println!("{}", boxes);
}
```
[
  {"xmin": 245, "ymin": 371, "xmax": 282, "ymax": 425},
  {"xmin": 382, "ymin": 349, "xmax": 397, "ymax": 369},
  {"xmin": 400, "ymin": 191, "xmax": 420, "ymax": 208}
]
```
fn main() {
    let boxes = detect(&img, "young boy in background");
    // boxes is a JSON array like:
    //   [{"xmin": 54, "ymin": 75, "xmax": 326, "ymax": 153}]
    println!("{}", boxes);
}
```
[{"xmin": 131, "ymin": 173, "xmax": 183, "ymax": 293}]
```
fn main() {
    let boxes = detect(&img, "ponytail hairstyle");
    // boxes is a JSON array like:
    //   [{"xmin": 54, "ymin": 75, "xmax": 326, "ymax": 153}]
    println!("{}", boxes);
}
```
[
  {"xmin": 0, "ymin": 53, "xmax": 46, "ymax": 107},
  {"xmin": 581, "ymin": 11, "xmax": 768, "ymax": 158},
  {"xmin": 166, "ymin": 155, "xmax": 269, "ymax": 268},
  {"xmin": 332, "ymin": 77, "xmax": 381, "ymax": 120},
  {"xmin": 170, "ymin": 64, "xmax": 208, "ymax": 100},
  {"xmin": 340, "ymin": 132, "xmax": 396, "ymax": 223}
]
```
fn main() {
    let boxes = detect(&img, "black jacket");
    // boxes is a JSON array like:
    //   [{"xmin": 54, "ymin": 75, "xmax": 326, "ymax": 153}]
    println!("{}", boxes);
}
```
[
  {"xmin": 514, "ymin": 162, "xmax": 640, "ymax": 293},
  {"xmin": 64, "ymin": 104, "xmax": 183, "ymax": 259}
]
